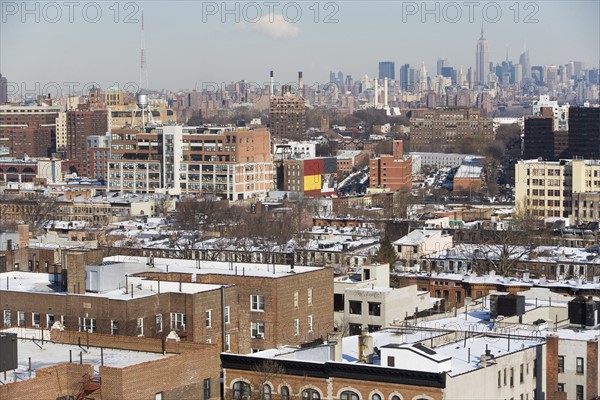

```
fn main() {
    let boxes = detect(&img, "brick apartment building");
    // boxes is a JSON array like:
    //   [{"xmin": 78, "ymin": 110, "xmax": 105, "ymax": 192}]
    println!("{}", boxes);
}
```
[
  {"xmin": 409, "ymin": 108, "xmax": 494, "ymax": 152},
  {"xmin": 369, "ymin": 140, "xmax": 412, "ymax": 191},
  {"xmin": 107, "ymin": 125, "xmax": 274, "ymax": 199},
  {"xmin": 0, "ymin": 330, "xmax": 220, "ymax": 400},
  {"xmin": 278, "ymin": 157, "xmax": 337, "ymax": 196},
  {"xmin": 522, "ymin": 106, "xmax": 599, "ymax": 162},
  {"xmin": 269, "ymin": 96, "xmax": 307, "ymax": 137},
  {"xmin": 0, "ymin": 105, "xmax": 61, "ymax": 157},
  {"xmin": 66, "ymin": 108, "xmax": 109, "ymax": 176},
  {"xmin": 0, "ymin": 254, "xmax": 333, "ymax": 355}
]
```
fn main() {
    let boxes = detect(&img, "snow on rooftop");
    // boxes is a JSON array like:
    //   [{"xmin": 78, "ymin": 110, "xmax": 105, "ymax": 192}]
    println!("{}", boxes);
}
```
[
  {"xmin": 0, "ymin": 331, "xmax": 171, "ymax": 383},
  {"xmin": 104, "ymin": 255, "xmax": 322, "ymax": 278}
]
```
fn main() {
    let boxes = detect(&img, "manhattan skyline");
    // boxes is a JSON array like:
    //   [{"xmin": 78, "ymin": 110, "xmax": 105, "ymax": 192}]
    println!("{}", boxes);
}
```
[{"xmin": 1, "ymin": 1, "xmax": 599, "ymax": 91}]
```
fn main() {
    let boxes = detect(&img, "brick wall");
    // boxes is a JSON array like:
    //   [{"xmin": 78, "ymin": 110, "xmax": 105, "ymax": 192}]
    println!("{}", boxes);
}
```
[
  {"xmin": 50, "ymin": 329, "xmax": 213, "ymax": 354},
  {"xmin": 196, "ymin": 268, "xmax": 333, "ymax": 354},
  {"xmin": 0, "ymin": 363, "xmax": 92, "ymax": 400},
  {"xmin": 587, "ymin": 340, "xmax": 598, "ymax": 399},
  {"xmin": 546, "ymin": 334, "xmax": 567, "ymax": 400},
  {"xmin": 100, "ymin": 345, "xmax": 220, "ymax": 400},
  {"xmin": 65, "ymin": 252, "xmax": 86, "ymax": 294}
]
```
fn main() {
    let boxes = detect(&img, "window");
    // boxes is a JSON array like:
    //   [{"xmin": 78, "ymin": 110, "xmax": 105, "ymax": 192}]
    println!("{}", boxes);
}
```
[
  {"xmin": 224, "ymin": 306, "xmax": 230, "ymax": 324},
  {"xmin": 340, "ymin": 391, "xmax": 359, "ymax": 400},
  {"xmin": 520, "ymin": 363, "xmax": 524, "ymax": 383},
  {"xmin": 504, "ymin": 368, "xmax": 507, "ymax": 385},
  {"xmin": 280, "ymin": 387, "xmax": 290, "ymax": 400},
  {"xmin": 205, "ymin": 310, "xmax": 212, "ymax": 328},
  {"xmin": 79, "ymin": 317, "xmax": 96, "ymax": 333},
  {"xmin": 203, "ymin": 378, "xmax": 211, "ymax": 400},
  {"xmin": 510, "ymin": 367, "xmax": 514, "ymax": 387},
  {"xmin": 32, "ymin": 313, "xmax": 40, "ymax": 327},
  {"xmin": 137, "ymin": 317, "xmax": 144, "ymax": 336},
  {"xmin": 294, "ymin": 319, "xmax": 299, "ymax": 336},
  {"xmin": 251, "ymin": 295, "xmax": 265, "ymax": 311},
  {"xmin": 334, "ymin": 294, "xmax": 345, "ymax": 312},
  {"xmin": 225, "ymin": 334, "xmax": 231, "ymax": 352},
  {"xmin": 307, "ymin": 315, "xmax": 313, "ymax": 332},
  {"xmin": 576, "ymin": 385, "xmax": 584, "ymax": 400},
  {"xmin": 233, "ymin": 381, "xmax": 251, "ymax": 400},
  {"xmin": 46, "ymin": 314, "xmax": 55, "ymax": 328},
  {"xmin": 111, "ymin": 320, "xmax": 119, "ymax": 335},
  {"xmin": 391, "ymin": 397, "xmax": 401, "ymax": 400},
  {"xmin": 294, "ymin": 291, "xmax": 299, "ymax": 308},
  {"xmin": 170, "ymin": 312, "xmax": 186, "ymax": 330},
  {"xmin": 302, "ymin": 389, "xmax": 320, "ymax": 400},
  {"xmin": 388, "ymin": 356, "xmax": 395, "ymax": 367},
  {"xmin": 262, "ymin": 384, "xmax": 271, "ymax": 400},
  {"xmin": 349, "ymin": 301, "xmax": 362, "ymax": 315},
  {"xmin": 576, "ymin": 357, "xmax": 584, "ymax": 374},
  {"xmin": 557, "ymin": 383, "xmax": 564, "ymax": 392},
  {"xmin": 251, "ymin": 322, "xmax": 265, "ymax": 338},
  {"xmin": 558, "ymin": 356, "xmax": 564, "ymax": 373},
  {"xmin": 368, "ymin": 302, "xmax": 381, "ymax": 316},
  {"xmin": 155, "ymin": 393, "xmax": 163, "ymax": 400},
  {"xmin": 18, "ymin": 311, "xmax": 25, "ymax": 327},
  {"xmin": 3, "ymin": 310, "xmax": 11, "ymax": 327},
  {"xmin": 498, "ymin": 371, "xmax": 502, "ymax": 388},
  {"xmin": 308, "ymin": 288, "xmax": 313, "ymax": 305},
  {"xmin": 156, "ymin": 314, "xmax": 163, "ymax": 333},
  {"xmin": 371, "ymin": 394, "xmax": 381, "ymax": 400}
]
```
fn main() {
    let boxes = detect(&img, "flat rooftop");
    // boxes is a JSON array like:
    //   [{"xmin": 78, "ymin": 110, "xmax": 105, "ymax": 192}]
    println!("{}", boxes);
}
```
[
  {"xmin": 247, "ymin": 326, "xmax": 542, "ymax": 376},
  {"xmin": 103, "ymin": 255, "xmax": 324, "ymax": 278},
  {"xmin": 0, "ymin": 271, "xmax": 225, "ymax": 300},
  {"xmin": 0, "ymin": 328, "xmax": 171, "ymax": 384}
]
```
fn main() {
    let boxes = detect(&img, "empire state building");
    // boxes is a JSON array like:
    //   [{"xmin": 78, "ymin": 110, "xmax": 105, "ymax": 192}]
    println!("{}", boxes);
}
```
[{"xmin": 475, "ymin": 26, "xmax": 489, "ymax": 85}]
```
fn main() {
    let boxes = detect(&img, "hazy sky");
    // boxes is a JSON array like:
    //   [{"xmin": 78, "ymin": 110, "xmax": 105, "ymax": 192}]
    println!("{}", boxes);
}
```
[{"xmin": 1, "ymin": 0, "xmax": 598, "ymax": 95}]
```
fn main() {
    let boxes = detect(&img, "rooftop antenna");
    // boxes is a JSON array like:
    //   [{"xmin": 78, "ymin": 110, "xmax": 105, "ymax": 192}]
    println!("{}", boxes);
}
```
[{"xmin": 139, "ymin": 10, "xmax": 148, "ymax": 92}]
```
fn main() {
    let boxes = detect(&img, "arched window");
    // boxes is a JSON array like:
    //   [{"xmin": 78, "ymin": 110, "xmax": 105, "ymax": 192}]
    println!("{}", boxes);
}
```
[
  {"xmin": 340, "ymin": 391, "xmax": 359, "ymax": 400},
  {"xmin": 262, "ymin": 384, "xmax": 271, "ymax": 400},
  {"xmin": 372, "ymin": 394, "xmax": 382, "ymax": 400},
  {"xmin": 280, "ymin": 386, "xmax": 290, "ymax": 400},
  {"xmin": 391, "ymin": 396, "xmax": 401, "ymax": 400},
  {"xmin": 232, "ymin": 381, "xmax": 251, "ymax": 400},
  {"xmin": 302, "ymin": 389, "xmax": 321, "ymax": 400}
]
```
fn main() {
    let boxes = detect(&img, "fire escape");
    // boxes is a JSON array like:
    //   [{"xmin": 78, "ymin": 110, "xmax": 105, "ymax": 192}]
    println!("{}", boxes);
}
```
[{"xmin": 74, "ymin": 373, "xmax": 101, "ymax": 400}]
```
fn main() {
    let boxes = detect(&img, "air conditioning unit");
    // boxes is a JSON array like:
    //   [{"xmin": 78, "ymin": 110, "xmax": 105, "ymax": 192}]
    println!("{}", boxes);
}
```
[{"xmin": 255, "ymin": 333, "xmax": 264, "ymax": 339}]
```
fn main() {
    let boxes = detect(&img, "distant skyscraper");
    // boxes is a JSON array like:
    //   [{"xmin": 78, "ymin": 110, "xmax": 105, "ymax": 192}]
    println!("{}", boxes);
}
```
[
  {"xmin": 457, "ymin": 66, "xmax": 466, "ymax": 86},
  {"xmin": 419, "ymin": 62, "xmax": 428, "ymax": 94},
  {"xmin": 475, "ymin": 26, "xmax": 489, "ymax": 85},
  {"xmin": 436, "ymin": 58, "xmax": 448, "ymax": 76},
  {"xmin": 0, "ymin": 74, "xmax": 7, "ymax": 104},
  {"xmin": 519, "ymin": 49, "xmax": 531, "ymax": 79},
  {"xmin": 379, "ymin": 62, "xmax": 395, "ymax": 80},
  {"xmin": 399, "ymin": 64, "xmax": 410, "ymax": 91}
]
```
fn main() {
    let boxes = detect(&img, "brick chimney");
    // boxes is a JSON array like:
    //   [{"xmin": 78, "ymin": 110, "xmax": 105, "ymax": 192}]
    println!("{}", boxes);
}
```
[
  {"xmin": 393, "ymin": 140, "xmax": 404, "ymax": 160},
  {"xmin": 65, "ymin": 252, "xmax": 86, "ymax": 294}
]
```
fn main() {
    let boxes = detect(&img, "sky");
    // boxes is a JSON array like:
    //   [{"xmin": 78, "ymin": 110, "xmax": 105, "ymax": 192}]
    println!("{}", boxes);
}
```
[{"xmin": 1, "ymin": 0, "xmax": 599, "ymax": 96}]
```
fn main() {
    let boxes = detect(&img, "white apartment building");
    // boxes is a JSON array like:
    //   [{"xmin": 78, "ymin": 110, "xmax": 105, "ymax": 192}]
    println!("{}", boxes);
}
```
[
  {"xmin": 532, "ymin": 95, "xmax": 569, "ymax": 131},
  {"xmin": 515, "ymin": 159, "xmax": 600, "ymax": 224}
]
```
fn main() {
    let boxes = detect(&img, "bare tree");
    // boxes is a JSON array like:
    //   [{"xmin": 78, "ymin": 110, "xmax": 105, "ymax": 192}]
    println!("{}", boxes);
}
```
[
  {"xmin": 153, "ymin": 195, "xmax": 173, "ymax": 217},
  {"xmin": 24, "ymin": 193, "xmax": 58, "ymax": 235},
  {"xmin": 463, "ymin": 201, "xmax": 542, "ymax": 276}
]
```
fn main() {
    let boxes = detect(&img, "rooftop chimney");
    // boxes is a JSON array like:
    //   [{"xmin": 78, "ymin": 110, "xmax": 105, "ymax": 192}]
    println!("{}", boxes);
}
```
[{"xmin": 65, "ymin": 252, "xmax": 86, "ymax": 294}]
